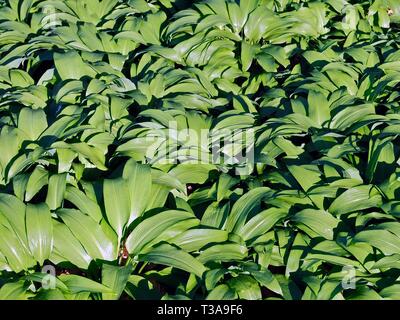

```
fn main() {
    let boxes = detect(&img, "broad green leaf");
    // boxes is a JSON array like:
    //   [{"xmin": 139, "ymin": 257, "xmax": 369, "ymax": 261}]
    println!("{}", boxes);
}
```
[
  {"xmin": 45, "ymin": 174, "xmax": 67, "ymax": 211},
  {"xmin": 0, "ymin": 223, "xmax": 35, "ymax": 272},
  {"xmin": 251, "ymin": 270, "xmax": 283, "ymax": 296},
  {"xmin": 380, "ymin": 285, "xmax": 400, "ymax": 300},
  {"xmin": 198, "ymin": 243, "xmax": 248, "ymax": 263},
  {"xmin": 228, "ymin": 275, "xmax": 261, "ymax": 300},
  {"xmin": 217, "ymin": 173, "xmax": 239, "ymax": 201},
  {"xmin": 201, "ymin": 202, "xmax": 230, "ymax": 229},
  {"xmin": 52, "ymin": 221, "xmax": 92, "ymax": 269},
  {"xmin": 169, "ymin": 164, "xmax": 216, "ymax": 184},
  {"xmin": 126, "ymin": 210, "xmax": 196, "ymax": 254},
  {"xmin": 59, "ymin": 274, "xmax": 113, "ymax": 294},
  {"xmin": 18, "ymin": 108, "xmax": 47, "ymax": 140},
  {"xmin": 64, "ymin": 186, "xmax": 103, "ymax": 222},
  {"xmin": 170, "ymin": 229, "xmax": 228, "ymax": 252},
  {"xmin": 123, "ymin": 159, "xmax": 152, "ymax": 223},
  {"xmin": 0, "ymin": 281, "xmax": 32, "ymax": 300},
  {"xmin": 25, "ymin": 203, "xmax": 53, "ymax": 265},
  {"xmin": 146, "ymin": 183, "xmax": 171, "ymax": 210},
  {"xmin": 285, "ymin": 233, "xmax": 307, "ymax": 276},
  {"xmin": 307, "ymin": 90, "xmax": 331, "ymax": 128},
  {"xmin": 102, "ymin": 264, "xmax": 133, "ymax": 300},
  {"xmin": 329, "ymin": 186, "xmax": 382, "ymax": 215},
  {"xmin": 58, "ymin": 209, "xmax": 117, "ymax": 261},
  {"xmin": 238, "ymin": 208, "xmax": 287, "ymax": 240},
  {"xmin": 206, "ymin": 284, "xmax": 237, "ymax": 300},
  {"xmin": 104, "ymin": 178, "xmax": 130, "ymax": 240},
  {"xmin": 292, "ymin": 209, "xmax": 339, "ymax": 240},
  {"xmin": 353, "ymin": 229, "xmax": 400, "ymax": 255},
  {"xmin": 225, "ymin": 187, "xmax": 273, "ymax": 233},
  {"xmin": 146, "ymin": 218, "xmax": 200, "ymax": 248},
  {"xmin": 138, "ymin": 243, "xmax": 207, "ymax": 277},
  {"xmin": 0, "ymin": 193, "xmax": 27, "ymax": 246},
  {"xmin": 241, "ymin": 41, "xmax": 256, "ymax": 72},
  {"xmin": 54, "ymin": 51, "xmax": 96, "ymax": 80},
  {"xmin": 12, "ymin": 174, "xmax": 29, "ymax": 200}
]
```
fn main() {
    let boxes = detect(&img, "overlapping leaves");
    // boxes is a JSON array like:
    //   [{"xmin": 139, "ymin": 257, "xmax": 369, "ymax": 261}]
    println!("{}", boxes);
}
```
[{"xmin": 0, "ymin": 0, "xmax": 400, "ymax": 300}]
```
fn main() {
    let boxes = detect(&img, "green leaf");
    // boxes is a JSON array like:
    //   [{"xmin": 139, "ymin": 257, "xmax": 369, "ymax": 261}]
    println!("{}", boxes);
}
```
[
  {"xmin": 0, "ymin": 193, "xmax": 27, "ymax": 246},
  {"xmin": 25, "ymin": 165, "xmax": 48, "ymax": 202},
  {"xmin": 380, "ymin": 284, "xmax": 400, "ymax": 300},
  {"xmin": 238, "ymin": 207, "xmax": 287, "ymax": 241},
  {"xmin": 228, "ymin": 275, "xmax": 261, "ymax": 300},
  {"xmin": 59, "ymin": 274, "xmax": 113, "ymax": 294},
  {"xmin": 25, "ymin": 203, "xmax": 53, "ymax": 265},
  {"xmin": 285, "ymin": 233, "xmax": 307, "ymax": 276},
  {"xmin": 146, "ymin": 183, "xmax": 171, "ymax": 210},
  {"xmin": 123, "ymin": 159, "xmax": 152, "ymax": 223},
  {"xmin": 170, "ymin": 229, "xmax": 228, "ymax": 252},
  {"xmin": 217, "ymin": 173, "xmax": 239, "ymax": 202},
  {"xmin": 241, "ymin": 41, "xmax": 256, "ymax": 72},
  {"xmin": 12, "ymin": 174, "xmax": 29, "ymax": 200},
  {"xmin": 0, "ymin": 281, "xmax": 32, "ymax": 300},
  {"xmin": 18, "ymin": 108, "xmax": 47, "ymax": 140},
  {"xmin": 307, "ymin": 90, "xmax": 331, "ymax": 128},
  {"xmin": 169, "ymin": 164, "xmax": 215, "ymax": 184},
  {"xmin": 225, "ymin": 187, "xmax": 273, "ymax": 233},
  {"xmin": 198, "ymin": 243, "xmax": 248, "ymax": 263},
  {"xmin": 353, "ymin": 229, "xmax": 400, "ymax": 255},
  {"xmin": 201, "ymin": 202, "xmax": 230, "ymax": 229},
  {"xmin": 64, "ymin": 186, "xmax": 103, "ymax": 222},
  {"xmin": 58, "ymin": 209, "xmax": 117, "ymax": 261},
  {"xmin": 292, "ymin": 209, "xmax": 339, "ymax": 240},
  {"xmin": 52, "ymin": 221, "xmax": 92, "ymax": 269},
  {"xmin": 138, "ymin": 243, "xmax": 207, "ymax": 277},
  {"xmin": 104, "ymin": 178, "xmax": 131, "ymax": 240},
  {"xmin": 0, "ymin": 223, "xmax": 35, "ymax": 272},
  {"xmin": 54, "ymin": 51, "xmax": 96, "ymax": 80},
  {"xmin": 146, "ymin": 219, "xmax": 200, "ymax": 248},
  {"xmin": 206, "ymin": 284, "xmax": 237, "ymax": 300},
  {"xmin": 126, "ymin": 210, "xmax": 197, "ymax": 254},
  {"xmin": 102, "ymin": 263, "xmax": 133, "ymax": 300},
  {"xmin": 251, "ymin": 270, "xmax": 283, "ymax": 296},
  {"xmin": 45, "ymin": 174, "xmax": 67, "ymax": 211},
  {"xmin": 329, "ymin": 186, "xmax": 382, "ymax": 215}
]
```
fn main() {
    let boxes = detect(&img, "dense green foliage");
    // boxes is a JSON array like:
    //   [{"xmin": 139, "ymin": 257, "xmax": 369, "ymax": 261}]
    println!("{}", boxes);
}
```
[{"xmin": 0, "ymin": 0, "xmax": 400, "ymax": 300}]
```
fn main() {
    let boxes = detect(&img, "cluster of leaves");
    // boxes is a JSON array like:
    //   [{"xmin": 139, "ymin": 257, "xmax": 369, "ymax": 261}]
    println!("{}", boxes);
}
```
[{"xmin": 0, "ymin": 0, "xmax": 400, "ymax": 300}]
